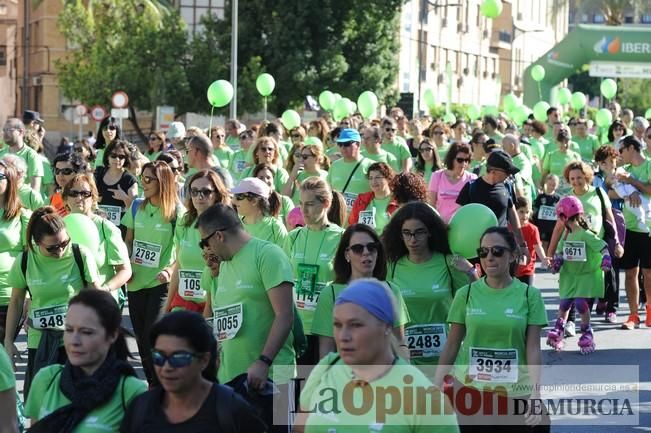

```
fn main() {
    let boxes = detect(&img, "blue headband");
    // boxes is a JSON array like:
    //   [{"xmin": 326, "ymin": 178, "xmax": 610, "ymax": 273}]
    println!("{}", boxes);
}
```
[{"xmin": 335, "ymin": 279, "xmax": 395, "ymax": 325}]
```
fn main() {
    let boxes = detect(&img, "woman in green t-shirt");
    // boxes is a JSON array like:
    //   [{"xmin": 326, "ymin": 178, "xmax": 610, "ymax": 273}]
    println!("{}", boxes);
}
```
[
  {"xmin": 163, "ymin": 170, "xmax": 230, "ymax": 314},
  {"xmin": 145, "ymin": 130, "xmax": 166, "ymax": 162},
  {"xmin": 232, "ymin": 177, "xmax": 288, "ymax": 246},
  {"xmin": 413, "ymin": 138, "xmax": 442, "ymax": 186},
  {"xmin": 435, "ymin": 227, "xmax": 549, "ymax": 431},
  {"xmin": 26, "ymin": 289, "xmax": 146, "ymax": 433},
  {"xmin": 254, "ymin": 163, "xmax": 295, "ymax": 226},
  {"xmin": 283, "ymin": 144, "xmax": 329, "ymax": 207},
  {"xmin": 0, "ymin": 343, "xmax": 20, "ymax": 433},
  {"xmin": 210, "ymin": 126, "xmax": 235, "ymax": 171},
  {"xmin": 348, "ymin": 162, "xmax": 399, "ymax": 233},
  {"xmin": 122, "ymin": 160, "xmax": 184, "ymax": 385},
  {"xmin": 382, "ymin": 202, "xmax": 477, "ymax": 367},
  {"xmin": 239, "ymin": 137, "xmax": 290, "ymax": 192}
]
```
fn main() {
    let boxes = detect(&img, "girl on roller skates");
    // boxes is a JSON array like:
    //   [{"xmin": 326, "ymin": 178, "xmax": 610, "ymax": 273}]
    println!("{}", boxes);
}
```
[{"xmin": 548, "ymin": 196, "xmax": 611, "ymax": 355}]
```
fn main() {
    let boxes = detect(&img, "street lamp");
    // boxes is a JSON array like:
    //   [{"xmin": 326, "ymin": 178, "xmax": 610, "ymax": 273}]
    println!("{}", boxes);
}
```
[{"xmin": 230, "ymin": 0, "xmax": 238, "ymax": 119}]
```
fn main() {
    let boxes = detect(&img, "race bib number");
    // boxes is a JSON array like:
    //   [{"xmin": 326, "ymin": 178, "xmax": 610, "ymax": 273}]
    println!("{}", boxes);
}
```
[
  {"xmin": 132, "ymin": 240, "xmax": 162, "ymax": 268},
  {"xmin": 563, "ymin": 241, "xmax": 586, "ymax": 262},
  {"xmin": 234, "ymin": 159, "xmax": 247, "ymax": 174},
  {"xmin": 405, "ymin": 324, "xmax": 446, "ymax": 358},
  {"xmin": 537, "ymin": 205, "xmax": 557, "ymax": 221},
  {"xmin": 469, "ymin": 347, "xmax": 518, "ymax": 383},
  {"xmin": 358, "ymin": 208, "xmax": 376, "ymax": 227},
  {"xmin": 32, "ymin": 304, "xmax": 67, "ymax": 330},
  {"xmin": 343, "ymin": 192, "xmax": 358, "ymax": 211},
  {"xmin": 213, "ymin": 303, "xmax": 243, "ymax": 341},
  {"xmin": 295, "ymin": 263, "xmax": 321, "ymax": 311},
  {"xmin": 179, "ymin": 270, "xmax": 204, "ymax": 299},
  {"xmin": 99, "ymin": 205, "xmax": 122, "ymax": 225}
]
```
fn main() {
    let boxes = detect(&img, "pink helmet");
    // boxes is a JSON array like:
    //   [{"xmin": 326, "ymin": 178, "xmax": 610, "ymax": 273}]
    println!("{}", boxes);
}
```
[
  {"xmin": 556, "ymin": 196, "xmax": 583, "ymax": 219},
  {"xmin": 287, "ymin": 206, "xmax": 305, "ymax": 229}
]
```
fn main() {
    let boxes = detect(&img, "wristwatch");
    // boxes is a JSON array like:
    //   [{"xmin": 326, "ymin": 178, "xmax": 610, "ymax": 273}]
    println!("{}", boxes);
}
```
[{"xmin": 259, "ymin": 355, "xmax": 273, "ymax": 366}]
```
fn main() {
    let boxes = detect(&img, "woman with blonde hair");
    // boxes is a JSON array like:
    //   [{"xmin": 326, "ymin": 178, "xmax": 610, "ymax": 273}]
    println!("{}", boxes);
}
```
[
  {"xmin": 283, "ymin": 143, "xmax": 329, "ymax": 205},
  {"xmin": 210, "ymin": 126, "xmax": 234, "ymax": 170},
  {"xmin": 240, "ymin": 136, "xmax": 289, "ymax": 192}
]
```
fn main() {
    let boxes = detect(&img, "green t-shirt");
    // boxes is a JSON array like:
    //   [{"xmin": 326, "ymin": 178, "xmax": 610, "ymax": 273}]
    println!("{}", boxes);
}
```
[
  {"xmin": 488, "ymin": 131, "xmax": 505, "ymax": 144},
  {"xmin": 242, "ymin": 215, "xmax": 288, "ymax": 247},
  {"xmin": 291, "ymin": 170, "xmax": 329, "ymax": 205},
  {"xmin": 0, "ymin": 209, "xmax": 30, "ymax": 306},
  {"xmin": 214, "ymin": 146, "xmax": 234, "ymax": 171},
  {"xmin": 544, "ymin": 140, "xmax": 580, "ymax": 157},
  {"xmin": 7, "ymin": 244, "xmax": 100, "ymax": 348},
  {"xmin": 12, "ymin": 145, "xmax": 44, "ymax": 182},
  {"xmin": 414, "ymin": 162, "xmax": 436, "ymax": 186},
  {"xmin": 623, "ymin": 159, "xmax": 651, "ymax": 232},
  {"xmin": 279, "ymin": 194, "xmax": 295, "ymax": 225},
  {"xmin": 40, "ymin": 155, "xmax": 54, "ymax": 201},
  {"xmin": 94, "ymin": 149, "xmax": 105, "ymax": 169},
  {"xmin": 528, "ymin": 137, "xmax": 547, "ymax": 160},
  {"xmin": 542, "ymin": 149, "xmax": 581, "ymax": 177},
  {"xmin": 91, "ymin": 214, "xmax": 130, "ymax": 301},
  {"xmin": 299, "ymin": 353, "xmax": 459, "ymax": 433},
  {"xmin": 146, "ymin": 151, "xmax": 162, "ymax": 162},
  {"xmin": 19, "ymin": 183, "xmax": 45, "ymax": 211},
  {"xmin": 511, "ymin": 153, "xmax": 533, "ymax": 203},
  {"xmin": 311, "ymin": 282, "xmax": 410, "ymax": 337},
  {"xmin": 283, "ymin": 225, "xmax": 344, "ymax": 333},
  {"xmin": 327, "ymin": 158, "xmax": 373, "ymax": 209},
  {"xmin": 388, "ymin": 254, "xmax": 469, "ymax": 366},
  {"xmin": 174, "ymin": 220, "xmax": 207, "ymax": 303},
  {"xmin": 25, "ymin": 364, "xmax": 147, "ymax": 433},
  {"xmin": 225, "ymin": 135, "xmax": 240, "ymax": 151},
  {"xmin": 358, "ymin": 195, "xmax": 392, "ymax": 234},
  {"xmin": 229, "ymin": 148, "xmax": 251, "ymax": 180},
  {"xmin": 210, "ymin": 238, "xmax": 296, "ymax": 384},
  {"xmin": 574, "ymin": 134, "xmax": 600, "ymax": 162},
  {"xmin": 436, "ymin": 142, "xmax": 451, "ymax": 161},
  {"xmin": 574, "ymin": 186, "xmax": 610, "ymax": 238},
  {"xmin": 362, "ymin": 148, "xmax": 400, "ymax": 172},
  {"xmin": 556, "ymin": 228, "xmax": 607, "ymax": 299},
  {"xmin": 447, "ymin": 278, "xmax": 547, "ymax": 396},
  {"xmin": 121, "ymin": 201, "xmax": 185, "ymax": 291},
  {"xmin": 0, "ymin": 344, "xmax": 15, "ymax": 391}
]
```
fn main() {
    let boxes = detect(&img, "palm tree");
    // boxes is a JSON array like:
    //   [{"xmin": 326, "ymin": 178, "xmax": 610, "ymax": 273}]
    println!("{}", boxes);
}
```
[{"xmin": 552, "ymin": 0, "xmax": 647, "ymax": 26}]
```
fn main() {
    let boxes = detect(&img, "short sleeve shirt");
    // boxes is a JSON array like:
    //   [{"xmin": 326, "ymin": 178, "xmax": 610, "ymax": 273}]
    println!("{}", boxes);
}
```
[
  {"xmin": 0, "ymin": 208, "xmax": 30, "ymax": 305},
  {"xmin": 623, "ymin": 159, "xmax": 651, "ymax": 232},
  {"xmin": 428, "ymin": 170, "xmax": 477, "ymax": 222}
]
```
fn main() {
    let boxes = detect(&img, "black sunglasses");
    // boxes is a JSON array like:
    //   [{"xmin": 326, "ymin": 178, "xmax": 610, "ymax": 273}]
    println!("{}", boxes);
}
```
[
  {"xmin": 291, "ymin": 134, "xmax": 302, "ymax": 139},
  {"xmin": 234, "ymin": 192, "xmax": 256, "ymax": 201},
  {"xmin": 198, "ymin": 225, "xmax": 235, "ymax": 249},
  {"xmin": 476, "ymin": 246, "xmax": 511, "ymax": 258},
  {"xmin": 419, "ymin": 147, "xmax": 434, "ymax": 153},
  {"xmin": 55, "ymin": 168, "xmax": 74, "ymax": 176},
  {"xmin": 347, "ymin": 242, "xmax": 379, "ymax": 255},
  {"xmin": 67, "ymin": 190, "xmax": 92, "ymax": 199},
  {"xmin": 73, "ymin": 147, "xmax": 84, "ymax": 153},
  {"xmin": 385, "ymin": 128, "xmax": 396, "ymax": 132},
  {"xmin": 104, "ymin": 125, "xmax": 117, "ymax": 131},
  {"xmin": 44, "ymin": 237, "xmax": 71, "ymax": 253},
  {"xmin": 190, "ymin": 188, "xmax": 215, "ymax": 198},
  {"xmin": 337, "ymin": 141, "xmax": 354, "ymax": 148},
  {"xmin": 456, "ymin": 157, "xmax": 471, "ymax": 164},
  {"xmin": 151, "ymin": 350, "xmax": 198, "ymax": 368},
  {"xmin": 109, "ymin": 153, "xmax": 127, "ymax": 160}
]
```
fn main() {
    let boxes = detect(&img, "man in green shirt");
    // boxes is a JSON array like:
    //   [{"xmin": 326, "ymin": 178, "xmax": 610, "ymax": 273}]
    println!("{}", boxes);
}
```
[
  {"xmin": 361, "ymin": 125, "xmax": 400, "ymax": 172},
  {"xmin": 225, "ymin": 119, "xmax": 241, "ymax": 151},
  {"xmin": 380, "ymin": 118, "xmax": 412, "ymax": 172},
  {"xmin": 1, "ymin": 118, "xmax": 43, "ymax": 193},
  {"xmin": 327, "ymin": 129, "xmax": 374, "ymax": 211},
  {"xmin": 573, "ymin": 119, "xmax": 600, "ymax": 162}
]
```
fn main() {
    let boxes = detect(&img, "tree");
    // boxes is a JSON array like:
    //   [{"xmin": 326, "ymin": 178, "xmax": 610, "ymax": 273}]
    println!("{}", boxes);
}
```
[
  {"xmin": 55, "ymin": 0, "xmax": 191, "ymax": 141},
  {"xmin": 617, "ymin": 79, "xmax": 651, "ymax": 115},
  {"xmin": 552, "ymin": 0, "xmax": 647, "ymax": 26},
  {"xmin": 188, "ymin": 0, "xmax": 404, "ymax": 115}
]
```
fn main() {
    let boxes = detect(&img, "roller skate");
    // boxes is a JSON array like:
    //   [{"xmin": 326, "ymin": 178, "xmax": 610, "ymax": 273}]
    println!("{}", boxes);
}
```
[
  {"xmin": 578, "ymin": 326, "xmax": 595, "ymax": 355},
  {"xmin": 546, "ymin": 319, "xmax": 565, "ymax": 351}
]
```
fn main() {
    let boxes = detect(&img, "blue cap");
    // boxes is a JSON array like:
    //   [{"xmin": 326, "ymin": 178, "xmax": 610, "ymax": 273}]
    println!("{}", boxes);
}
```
[
  {"xmin": 336, "ymin": 128, "xmax": 361, "ymax": 143},
  {"xmin": 335, "ymin": 279, "xmax": 395, "ymax": 325}
]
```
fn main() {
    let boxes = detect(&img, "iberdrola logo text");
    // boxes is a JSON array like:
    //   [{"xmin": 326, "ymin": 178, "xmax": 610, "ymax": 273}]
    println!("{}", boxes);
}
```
[{"xmin": 594, "ymin": 36, "xmax": 651, "ymax": 54}]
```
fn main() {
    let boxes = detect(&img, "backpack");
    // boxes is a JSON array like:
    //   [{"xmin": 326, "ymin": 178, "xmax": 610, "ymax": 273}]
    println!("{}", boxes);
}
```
[{"xmin": 21, "ymin": 243, "xmax": 87, "ymax": 294}]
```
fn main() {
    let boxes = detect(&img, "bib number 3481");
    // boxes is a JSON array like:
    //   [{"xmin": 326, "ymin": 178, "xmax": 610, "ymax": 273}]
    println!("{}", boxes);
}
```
[{"xmin": 32, "ymin": 305, "xmax": 67, "ymax": 330}]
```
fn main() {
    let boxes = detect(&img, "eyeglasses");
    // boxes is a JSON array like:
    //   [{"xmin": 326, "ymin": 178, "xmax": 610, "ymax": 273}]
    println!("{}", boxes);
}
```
[
  {"xmin": 199, "ymin": 225, "xmax": 236, "ymax": 249},
  {"xmin": 141, "ymin": 175, "xmax": 158, "ymax": 184},
  {"xmin": 347, "ymin": 242, "xmax": 379, "ymax": 255},
  {"xmin": 456, "ymin": 157, "xmax": 471, "ymax": 164},
  {"xmin": 109, "ymin": 153, "xmax": 127, "ymax": 160},
  {"xmin": 190, "ymin": 188, "xmax": 215, "ymax": 198},
  {"xmin": 300, "ymin": 153, "xmax": 315, "ymax": 160},
  {"xmin": 214, "ymin": 134, "xmax": 225, "ymax": 139},
  {"xmin": 432, "ymin": 131, "xmax": 444, "ymax": 135},
  {"xmin": 149, "ymin": 136, "xmax": 160, "ymax": 141},
  {"xmin": 291, "ymin": 134, "xmax": 302, "ymax": 139},
  {"xmin": 3, "ymin": 126, "xmax": 21, "ymax": 132},
  {"xmin": 259, "ymin": 146, "xmax": 275, "ymax": 152},
  {"xmin": 234, "ymin": 192, "xmax": 255, "ymax": 201},
  {"xmin": 55, "ymin": 168, "xmax": 74, "ymax": 176},
  {"xmin": 104, "ymin": 125, "xmax": 117, "ymax": 131},
  {"xmin": 169, "ymin": 166, "xmax": 180, "ymax": 173},
  {"xmin": 401, "ymin": 229, "xmax": 429, "ymax": 241},
  {"xmin": 337, "ymin": 141, "xmax": 354, "ymax": 148},
  {"xmin": 67, "ymin": 190, "xmax": 92, "ymax": 199},
  {"xmin": 420, "ymin": 147, "xmax": 434, "ymax": 153},
  {"xmin": 151, "ymin": 350, "xmax": 199, "ymax": 368},
  {"xmin": 43, "ymin": 237, "xmax": 71, "ymax": 253},
  {"xmin": 476, "ymin": 246, "xmax": 511, "ymax": 258},
  {"xmin": 385, "ymin": 128, "xmax": 396, "ymax": 133}
]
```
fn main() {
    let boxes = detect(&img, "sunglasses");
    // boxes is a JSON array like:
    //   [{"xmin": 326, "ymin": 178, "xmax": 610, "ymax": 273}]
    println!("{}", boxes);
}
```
[
  {"xmin": 109, "ymin": 153, "xmax": 127, "ymax": 160},
  {"xmin": 419, "ymin": 147, "xmax": 434, "ymax": 153},
  {"xmin": 198, "ymin": 225, "xmax": 235, "ymax": 249},
  {"xmin": 67, "ymin": 190, "xmax": 92, "ymax": 199},
  {"xmin": 337, "ymin": 141, "xmax": 354, "ymax": 148},
  {"xmin": 432, "ymin": 131, "xmax": 444, "ymax": 135},
  {"xmin": 568, "ymin": 123, "xmax": 577, "ymax": 127},
  {"xmin": 44, "ymin": 237, "xmax": 71, "ymax": 253},
  {"xmin": 190, "ymin": 188, "xmax": 215, "ymax": 198},
  {"xmin": 73, "ymin": 147, "xmax": 84, "ymax": 153},
  {"xmin": 169, "ymin": 166, "xmax": 180, "ymax": 173},
  {"xmin": 214, "ymin": 134, "xmax": 226, "ymax": 139},
  {"xmin": 104, "ymin": 125, "xmax": 117, "ymax": 131},
  {"xmin": 299, "ymin": 153, "xmax": 315, "ymax": 160},
  {"xmin": 347, "ymin": 242, "xmax": 379, "ymax": 255},
  {"xmin": 0, "ymin": 173, "xmax": 6, "ymax": 181},
  {"xmin": 55, "ymin": 168, "xmax": 74, "ymax": 176},
  {"xmin": 141, "ymin": 175, "xmax": 158, "ymax": 184},
  {"xmin": 385, "ymin": 128, "xmax": 396, "ymax": 132},
  {"xmin": 149, "ymin": 136, "xmax": 160, "ymax": 141},
  {"xmin": 291, "ymin": 134, "xmax": 302, "ymax": 139},
  {"xmin": 456, "ymin": 157, "xmax": 471, "ymax": 164},
  {"xmin": 151, "ymin": 350, "xmax": 198, "ymax": 368},
  {"xmin": 476, "ymin": 246, "xmax": 511, "ymax": 258},
  {"xmin": 234, "ymin": 192, "xmax": 255, "ymax": 201}
]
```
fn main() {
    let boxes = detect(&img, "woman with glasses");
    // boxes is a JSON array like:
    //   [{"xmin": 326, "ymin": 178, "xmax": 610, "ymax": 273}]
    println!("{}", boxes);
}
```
[
  {"xmin": 156, "ymin": 152, "xmax": 186, "ymax": 202},
  {"xmin": 122, "ymin": 160, "xmax": 185, "ymax": 385},
  {"xmin": 382, "ymin": 202, "xmax": 476, "ymax": 369},
  {"xmin": 283, "ymin": 143, "xmax": 329, "ymax": 205},
  {"xmin": 289, "ymin": 126, "xmax": 307, "ymax": 148},
  {"xmin": 232, "ymin": 177, "xmax": 288, "ymax": 247},
  {"xmin": 308, "ymin": 119, "xmax": 330, "ymax": 146},
  {"xmin": 427, "ymin": 143, "xmax": 477, "ymax": 223},
  {"xmin": 3, "ymin": 207, "xmax": 101, "ymax": 397},
  {"xmin": 230, "ymin": 129, "xmax": 256, "ymax": 180},
  {"xmin": 607, "ymin": 120, "xmax": 627, "ymax": 149},
  {"xmin": 162, "ymin": 170, "xmax": 230, "ymax": 314},
  {"xmin": 435, "ymin": 227, "xmax": 548, "ymax": 432},
  {"xmin": 240, "ymin": 137, "xmax": 290, "ymax": 192},
  {"xmin": 62, "ymin": 173, "xmax": 132, "ymax": 306},
  {"xmin": 254, "ymin": 163, "xmax": 295, "ymax": 227},
  {"xmin": 311, "ymin": 224, "xmax": 410, "ymax": 359},
  {"xmin": 348, "ymin": 162, "xmax": 399, "ymax": 233},
  {"xmin": 283, "ymin": 177, "xmax": 344, "ymax": 364},
  {"xmin": 413, "ymin": 138, "xmax": 442, "ymax": 185},
  {"xmin": 1, "ymin": 153, "xmax": 45, "ymax": 213},
  {"xmin": 428, "ymin": 121, "xmax": 451, "ymax": 160},
  {"xmin": 146, "ymin": 131, "xmax": 166, "ymax": 162},
  {"xmin": 93, "ymin": 117, "xmax": 121, "ymax": 169},
  {"xmin": 47, "ymin": 153, "xmax": 90, "ymax": 216},
  {"xmin": 25, "ymin": 290, "xmax": 146, "ymax": 433},
  {"xmin": 121, "ymin": 311, "xmax": 266, "ymax": 432},
  {"xmin": 210, "ymin": 126, "xmax": 234, "ymax": 171},
  {"xmin": 95, "ymin": 140, "xmax": 138, "ymax": 229}
]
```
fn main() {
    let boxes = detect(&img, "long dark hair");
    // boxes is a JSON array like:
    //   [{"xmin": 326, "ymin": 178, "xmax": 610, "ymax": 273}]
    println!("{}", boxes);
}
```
[
  {"xmin": 26, "ymin": 206, "xmax": 66, "ymax": 252},
  {"xmin": 382, "ymin": 202, "xmax": 450, "ymax": 263},
  {"xmin": 95, "ymin": 116, "xmax": 122, "ymax": 150},
  {"xmin": 479, "ymin": 226, "xmax": 517, "ymax": 276},
  {"xmin": 414, "ymin": 139, "xmax": 442, "ymax": 174},
  {"xmin": 333, "ymin": 224, "xmax": 387, "ymax": 284},
  {"xmin": 149, "ymin": 311, "xmax": 218, "ymax": 382}
]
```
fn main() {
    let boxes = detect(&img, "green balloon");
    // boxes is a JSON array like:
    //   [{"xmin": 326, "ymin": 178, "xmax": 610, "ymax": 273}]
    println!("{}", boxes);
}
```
[
  {"xmin": 281, "ymin": 110, "xmax": 301, "ymax": 130},
  {"xmin": 333, "ymin": 93, "xmax": 342, "ymax": 102},
  {"xmin": 333, "ymin": 99, "xmax": 350, "ymax": 121},
  {"xmin": 206, "ymin": 80, "xmax": 234, "ymax": 108},
  {"xmin": 255, "ymin": 73, "xmax": 275, "ymax": 97},
  {"xmin": 533, "ymin": 101, "xmax": 550, "ymax": 122},
  {"xmin": 503, "ymin": 93, "xmax": 519, "ymax": 111},
  {"xmin": 467, "ymin": 105, "xmax": 481, "ymax": 120},
  {"xmin": 480, "ymin": 0, "xmax": 503, "ymax": 19},
  {"xmin": 482, "ymin": 105, "xmax": 499, "ymax": 116},
  {"xmin": 512, "ymin": 105, "xmax": 529, "ymax": 125},
  {"xmin": 448, "ymin": 204, "xmax": 498, "ymax": 259},
  {"xmin": 645, "ymin": 108, "xmax": 651, "ymax": 119},
  {"xmin": 557, "ymin": 88, "xmax": 572, "ymax": 104},
  {"xmin": 443, "ymin": 112, "xmax": 456, "ymax": 124},
  {"xmin": 600, "ymin": 79, "xmax": 617, "ymax": 99},
  {"xmin": 571, "ymin": 92, "xmax": 587, "ymax": 110},
  {"xmin": 423, "ymin": 89, "xmax": 436, "ymax": 109},
  {"xmin": 595, "ymin": 108, "xmax": 613, "ymax": 128},
  {"xmin": 530, "ymin": 65, "xmax": 545, "ymax": 82},
  {"xmin": 319, "ymin": 91, "xmax": 335, "ymax": 111},
  {"xmin": 63, "ymin": 214, "xmax": 100, "ymax": 258},
  {"xmin": 357, "ymin": 91, "xmax": 378, "ymax": 118}
]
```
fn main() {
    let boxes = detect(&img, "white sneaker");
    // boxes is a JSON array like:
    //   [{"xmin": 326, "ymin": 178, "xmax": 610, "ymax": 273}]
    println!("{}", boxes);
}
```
[{"xmin": 564, "ymin": 321, "xmax": 576, "ymax": 337}]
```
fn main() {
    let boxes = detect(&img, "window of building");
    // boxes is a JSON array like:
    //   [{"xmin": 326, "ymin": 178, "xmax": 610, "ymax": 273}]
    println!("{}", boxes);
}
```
[
  {"xmin": 624, "ymin": 15, "xmax": 634, "ymax": 24},
  {"xmin": 642, "ymin": 14, "xmax": 651, "ymax": 24},
  {"xmin": 476, "ymin": 5, "xmax": 481, "ymax": 26},
  {"xmin": 0, "ymin": 46, "xmax": 6, "ymax": 66},
  {"xmin": 593, "ymin": 14, "xmax": 605, "ymax": 23}
]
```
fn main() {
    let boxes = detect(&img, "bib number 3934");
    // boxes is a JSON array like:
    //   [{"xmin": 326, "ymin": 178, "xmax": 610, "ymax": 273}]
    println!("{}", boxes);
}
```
[
  {"xmin": 469, "ymin": 348, "xmax": 518, "ymax": 383},
  {"xmin": 179, "ymin": 270, "xmax": 204, "ymax": 299},
  {"xmin": 32, "ymin": 304, "xmax": 67, "ymax": 330},
  {"xmin": 563, "ymin": 241, "xmax": 587, "ymax": 262},
  {"xmin": 213, "ymin": 303, "xmax": 243, "ymax": 341},
  {"xmin": 132, "ymin": 240, "xmax": 162, "ymax": 268},
  {"xmin": 405, "ymin": 324, "xmax": 446, "ymax": 358}
]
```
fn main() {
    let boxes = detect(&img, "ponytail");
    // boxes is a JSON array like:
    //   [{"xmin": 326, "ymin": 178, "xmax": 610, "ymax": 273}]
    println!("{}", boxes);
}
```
[
  {"xmin": 268, "ymin": 191, "xmax": 281, "ymax": 218},
  {"xmin": 328, "ymin": 191, "xmax": 347, "ymax": 227},
  {"xmin": 26, "ymin": 206, "xmax": 66, "ymax": 252}
]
